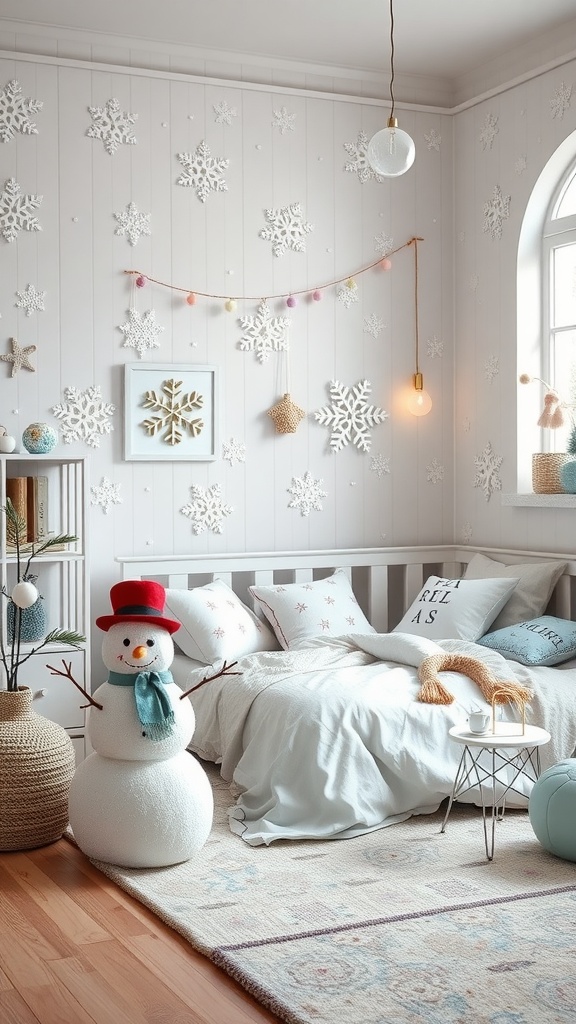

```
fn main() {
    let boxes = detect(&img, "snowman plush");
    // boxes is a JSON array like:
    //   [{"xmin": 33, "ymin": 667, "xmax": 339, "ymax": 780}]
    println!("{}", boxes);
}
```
[{"xmin": 68, "ymin": 580, "xmax": 213, "ymax": 868}]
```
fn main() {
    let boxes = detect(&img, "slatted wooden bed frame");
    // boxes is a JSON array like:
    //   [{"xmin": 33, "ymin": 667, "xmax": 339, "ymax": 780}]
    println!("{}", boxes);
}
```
[{"xmin": 118, "ymin": 545, "xmax": 576, "ymax": 632}]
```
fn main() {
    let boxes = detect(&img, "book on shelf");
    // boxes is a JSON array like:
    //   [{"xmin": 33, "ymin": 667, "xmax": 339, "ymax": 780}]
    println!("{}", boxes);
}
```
[
  {"xmin": 6, "ymin": 475, "xmax": 70, "ymax": 553},
  {"xmin": 6, "ymin": 477, "xmax": 28, "ymax": 545}
]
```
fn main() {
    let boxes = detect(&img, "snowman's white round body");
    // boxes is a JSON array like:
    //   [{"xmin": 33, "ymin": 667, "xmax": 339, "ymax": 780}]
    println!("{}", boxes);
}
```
[{"xmin": 69, "ymin": 622, "xmax": 213, "ymax": 867}]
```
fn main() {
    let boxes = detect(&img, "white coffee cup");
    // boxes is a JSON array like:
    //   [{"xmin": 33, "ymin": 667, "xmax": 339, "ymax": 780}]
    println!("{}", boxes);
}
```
[{"xmin": 469, "ymin": 711, "xmax": 490, "ymax": 734}]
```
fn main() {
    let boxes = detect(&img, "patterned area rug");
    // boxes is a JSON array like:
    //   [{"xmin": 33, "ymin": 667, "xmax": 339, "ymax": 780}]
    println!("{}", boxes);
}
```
[{"xmin": 90, "ymin": 763, "xmax": 576, "ymax": 1024}]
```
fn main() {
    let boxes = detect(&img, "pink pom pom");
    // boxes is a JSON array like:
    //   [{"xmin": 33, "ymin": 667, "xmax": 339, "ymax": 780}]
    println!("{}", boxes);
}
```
[
  {"xmin": 379, "ymin": 258, "xmax": 392, "ymax": 271},
  {"xmin": 186, "ymin": 292, "xmax": 197, "ymax": 306},
  {"xmin": 135, "ymin": 275, "xmax": 146, "ymax": 288},
  {"xmin": 286, "ymin": 295, "xmax": 296, "ymax": 308},
  {"xmin": 312, "ymin": 290, "xmax": 322, "ymax": 302}
]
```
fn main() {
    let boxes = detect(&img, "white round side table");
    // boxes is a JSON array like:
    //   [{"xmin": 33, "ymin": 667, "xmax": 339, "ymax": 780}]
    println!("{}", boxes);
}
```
[{"xmin": 441, "ymin": 722, "xmax": 551, "ymax": 861}]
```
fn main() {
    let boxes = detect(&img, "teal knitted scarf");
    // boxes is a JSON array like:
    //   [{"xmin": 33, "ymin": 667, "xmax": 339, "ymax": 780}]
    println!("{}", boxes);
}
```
[{"xmin": 108, "ymin": 669, "xmax": 175, "ymax": 741}]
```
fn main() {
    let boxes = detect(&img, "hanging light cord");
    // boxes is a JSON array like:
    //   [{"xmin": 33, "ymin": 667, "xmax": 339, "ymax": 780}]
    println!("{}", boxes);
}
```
[
  {"xmin": 408, "ymin": 236, "xmax": 424, "ymax": 374},
  {"xmin": 388, "ymin": 0, "xmax": 396, "ymax": 120}
]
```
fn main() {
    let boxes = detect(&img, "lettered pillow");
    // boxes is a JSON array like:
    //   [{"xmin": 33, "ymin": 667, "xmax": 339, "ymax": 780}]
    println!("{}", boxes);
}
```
[
  {"xmin": 478, "ymin": 615, "xmax": 576, "ymax": 666},
  {"xmin": 392, "ymin": 575, "xmax": 519, "ymax": 641},
  {"xmin": 249, "ymin": 568, "xmax": 375, "ymax": 650},
  {"xmin": 164, "ymin": 580, "xmax": 278, "ymax": 664}
]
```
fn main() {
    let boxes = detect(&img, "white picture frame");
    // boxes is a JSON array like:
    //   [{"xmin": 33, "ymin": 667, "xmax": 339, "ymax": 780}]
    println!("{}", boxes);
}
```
[{"xmin": 124, "ymin": 363, "xmax": 218, "ymax": 461}]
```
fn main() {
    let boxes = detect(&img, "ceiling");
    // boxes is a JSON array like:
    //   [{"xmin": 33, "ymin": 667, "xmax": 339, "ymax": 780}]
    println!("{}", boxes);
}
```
[{"xmin": 3, "ymin": 0, "xmax": 576, "ymax": 84}]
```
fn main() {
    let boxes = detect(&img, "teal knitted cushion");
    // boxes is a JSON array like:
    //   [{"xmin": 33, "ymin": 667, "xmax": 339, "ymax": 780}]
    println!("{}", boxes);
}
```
[{"xmin": 528, "ymin": 760, "xmax": 576, "ymax": 862}]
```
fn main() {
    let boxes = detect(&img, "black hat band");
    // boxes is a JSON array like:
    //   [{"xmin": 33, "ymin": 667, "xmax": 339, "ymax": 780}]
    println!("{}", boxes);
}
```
[{"xmin": 115, "ymin": 604, "xmax": 163, "ymax": 617}]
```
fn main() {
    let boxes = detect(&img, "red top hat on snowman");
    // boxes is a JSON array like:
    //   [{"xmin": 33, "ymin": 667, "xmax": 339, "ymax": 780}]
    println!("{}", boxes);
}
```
[{"xmin": 96, "ymin": 580, "xmax": 181, "ymax": 634}]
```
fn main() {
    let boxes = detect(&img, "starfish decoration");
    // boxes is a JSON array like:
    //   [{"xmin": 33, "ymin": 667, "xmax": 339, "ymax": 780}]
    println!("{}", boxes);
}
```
[
  {"xmin": 268, "ymin": 393, "xmax": 306, "ymax": 433},
  {"xmin": 114, "ymin": 202, "xmax": 151, "ymax": 246},
  {"xmin": 0, "ymin": 336, "xmax": 36, "ymax": 377},
  {"xmin": 15, "ymin": 283, "xmax": 45, "ymax": 316},
  {"xmin": 86, "ymin": 98, "xmax": 138, "ymax": 155},
  {"xmin": 176, "ymin": 142, "xmax": 229, "ymax": 203}
]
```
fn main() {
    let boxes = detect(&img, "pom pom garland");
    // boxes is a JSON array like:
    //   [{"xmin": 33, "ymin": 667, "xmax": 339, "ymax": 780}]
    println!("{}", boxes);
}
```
[
  {"xmin": 225, "ymin": 298, "xmax": 237, "ymax": 312},
  {"xmin": 186, "ymin": 292, "xmax": 197, "ymax": 306},
  {"xmin": 312, "ymin": 289, "xmax": 322, "ymax": 301},
  {"xmin": 286, "ymin": 295, "xmax": 296, "ymax": 308},
  {"xmin": 379, "ymin": 258, "xmax": 392, "ymax": 270},
  {"xmin": 135, "ymin": 275, "xmax": 146, "ymax": 288}
]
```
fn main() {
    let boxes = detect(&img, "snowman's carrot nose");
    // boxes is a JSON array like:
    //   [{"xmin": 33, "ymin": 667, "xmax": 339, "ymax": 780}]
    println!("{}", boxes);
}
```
[{"xmin": 132, "ymin": 645, "xmax": 148, "ymax": 660}]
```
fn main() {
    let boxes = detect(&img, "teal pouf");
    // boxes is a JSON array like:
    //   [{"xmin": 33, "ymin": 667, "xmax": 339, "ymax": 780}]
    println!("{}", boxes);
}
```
[{"xmin": 529, "ymin": 759, "xmax": 576, "ymax": 862}]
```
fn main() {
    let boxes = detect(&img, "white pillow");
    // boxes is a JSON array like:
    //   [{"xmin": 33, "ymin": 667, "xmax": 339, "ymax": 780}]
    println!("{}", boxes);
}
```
[
  {"xmin": 392, "ymin": 575, "xmax": 519, "ymax": 641},
  {"xmin": 463, "ymin": 552, "xmax": 567, "ymax": 630},
  {"xmin": 164, "ymin": 580, "xmax": 278, "ymax": 664},
  {"xmin": 249, "ymin": 568, "xmax": 375, "ymax": 650}
]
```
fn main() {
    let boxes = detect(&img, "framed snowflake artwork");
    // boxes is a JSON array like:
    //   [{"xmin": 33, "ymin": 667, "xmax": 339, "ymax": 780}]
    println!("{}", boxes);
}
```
[{"xmin": 124, "ymin": 363, "xmax": 217, "ymax": 461}]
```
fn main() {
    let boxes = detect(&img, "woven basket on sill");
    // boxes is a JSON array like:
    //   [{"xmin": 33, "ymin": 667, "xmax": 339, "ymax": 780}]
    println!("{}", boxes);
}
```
[
  {"xmin": 532, "ymin": 452, "xmax": 571, "ymax": 494},
  {"xmin": 0, "ymin": 687, "xmax": 75, "ymax": 851}
]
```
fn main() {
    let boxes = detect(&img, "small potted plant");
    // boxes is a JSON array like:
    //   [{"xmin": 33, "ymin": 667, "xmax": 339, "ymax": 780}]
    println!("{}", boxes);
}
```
[{"xmin": 519, "ymin": 374, "xmax": 573, "ymax": 493}]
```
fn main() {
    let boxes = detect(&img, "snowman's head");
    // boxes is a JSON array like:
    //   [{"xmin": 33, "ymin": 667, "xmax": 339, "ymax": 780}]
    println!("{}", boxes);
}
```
[{"xmin": 102, "ymin": 621, "xmax": 175, "ymax": 674}]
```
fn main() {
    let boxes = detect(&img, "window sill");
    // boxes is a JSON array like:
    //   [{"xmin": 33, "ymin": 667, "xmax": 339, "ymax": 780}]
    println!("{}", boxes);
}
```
[{"xmin": 501, "ymin": 493, "xmax": 576, "ymax": 508}]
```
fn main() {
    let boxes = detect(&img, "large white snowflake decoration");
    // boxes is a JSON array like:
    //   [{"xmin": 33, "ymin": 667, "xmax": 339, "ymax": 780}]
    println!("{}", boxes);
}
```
[
  {"xmin": 427, "ymin": 335, "xmax": 444, "ymax": 358},
  {"xmin": 118, "ymin": 308, "xmax": 164, "ymax": 358},
  {"xmin": 364, "ymin": 313, "xmax": 385, "ymax": 339},
  {"xmin": 484, "ymin": 355, "xmax": 499, "ymax": 383},
  {"xmin": 91, "ymin": 477, "xmax": 122, "ymax": 515},
  {"xmin": 473, "ymin": 441, "xmax": 502, "ymax": 502},
  {"xmin": 259, "ymin": 203, "xmax": 313, "ymax": 258},
  {"xmin": 426, "ymin": 458, "xmax": 444, "ymax": 484},
  {"xmin": 0, "ymin": 80, "xmax": 43, "ymax": 143},
  {"xmin": 176, "ymin": 142, "xmax": 229, "ymax": 203},
  {"xmin": 424, "ymin": 129, "xmax": 441, "ymax": 151},
  {"xmin": 213, "ymin": 101, "xmax": 238, "ymax": 126},
  {"xmin": 114, "ymin": 202, "xmax": 151, "ymax": 246},
  {"xmin": 314, "ymin": 379, "xmax": 388, "ymax": 454},
  {"xmin": 550, "ymin": 82, "xmax": 572, "ymax": 120},
  {"xmin": 272, "ymin": 106, "xmax": 295, "ymax": 134},
  {"xmin": 86, "ymin": 98, "xmax": 138, "ymax": 155},
  {"xmin": 222, "ymin": 437, "xmax": 246, "ymax": 465},
  {"xmin": 52, "ymin": 385, "xmax": 115, "ymax": 448},
  {"xmin": 181, "ymin": 483, "xmax": 233, "ymax": 535},
  {"xmin": 344, "ymin": 131, "xmax": 384, "ymax": 184},
  {"xmin": 287, "ymin": 471, "xmax": 327, "ymax": 517},
  {"xmin": 479, "ymin": 113, "xmax": 499, "ymax": 150},
  {"xmin": 369, "ymin": 453, "xmax": 390, "ymax": 478},
  {"xmin": 337, "ymin": 281, "xmax": 359, "ymax": 308},
  {"xmin": 0, "ymin": 177, "xmax": 42, "ymax": 243},
  {"xmin": 483, "ymin": 185, "xmax": 510, "ymax": 240},
  {"xmin": 15, "ymin": 283, "xmax": 45, "ymax": 316},
  {"xmin": 374, "ymin": 232, "xmax": 393, "ymax": 257},
  {"xmin": 237, "ymin": 301, "xmax": 291, "ymax": 363},
  {"xmin": 141, "ymin": 378, "xmax": 204, "ymax": 446}
]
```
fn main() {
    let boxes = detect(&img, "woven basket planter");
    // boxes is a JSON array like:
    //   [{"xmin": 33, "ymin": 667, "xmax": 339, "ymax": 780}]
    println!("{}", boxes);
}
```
[
  {"xmin": 0, "ymin": 687, "xmax": 75, "ymax": 851},
  {"xmin": 532, "ymin": 452, "xmax": 571, "ymax": 494}
]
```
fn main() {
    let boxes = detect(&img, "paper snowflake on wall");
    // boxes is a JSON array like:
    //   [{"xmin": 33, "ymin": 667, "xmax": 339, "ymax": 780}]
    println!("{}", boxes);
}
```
[
  {"xmin": 15, "ymin": 283, "xmax": 45, "ymax": 316},
  {"xmin": 237, "ymin": 301, "xmax": 291, "ymax": 363},
  {"xmin": 141, "ymin": 378, "xmax": 203, "ymax": 446},
  {"xmin": 550, "ymin": 82, "xmax": 572, "ymax": 120},
  {"xmin": 0, "ymin": 177, "xmax": 42, "ymax": 242},
  {"xmin": 369, "ymin": 453, "xmax": 390, "ymax": 478},
  {"xmin": 484, "ymin": 355, "xmax": 499, "ymax": 383},
  {"xmin": 259, "ymin": 203, "xmax": 313, "ymax": 257},
  {"xmin": 86, "ymin": 98, "xmax": 138, "ymax": 155},
  {"xmin": 176, "ymin": 142, "xmax": 229, "ymax": 203},
  {"xmin": 479, "ymin": 113, "xmax": 499, "ymax": 150},
  {"xmin": 314, "ymin": 379, "xmax": 388, "ymax": 454},
  {"xmin": 52, "ymin": 385, "xmax": 115, "ymax": 448},
  {"xmin": 222, "ymin": 437, "xmax": 246, "ymax": 465},
  {"xmin": 272, "ymin": 106, "xmax": 295, "ymax": 134},
  {"xmin": 427, "ymin": 336, "xmax": 444, "ymax": 358},
  {"xmin": 91, "ymin": 477, "xmax": 122, "ymax": 515},
  {"xmin": 374, "ymin": 232, "xmax": 393, "ymax": 256},
  {"xmin": 181, "ymin": 483, "xmax": 233, "ymax": 535},
  {"xmin": 483, "ymin": 185, "xmax": 510, "ymax": 240},
  {"xmin": 114, "ymin": 202, "xmax": 151, "ymax": 246},
  {"xmin": 213, "ymin": 101, "xmax": 238, "ymax": 125},
  {"xmin": 424, "ymin": 128, "xmax": 441, "ymax": 151},
  {"xmin": 461, "ymin": 522, "xmax": 473, "ymax": 544},
  {"xmin": 426, "ymin": 458, "xmax": 444, "ymax": 484},
  {"xmin": 363, "ymin": 314, "xmax": 385, "ymax": 339},
  {"xmin": 0, "ymin": 79, "xmax": 43, "ymax": 142},
  {"xmin": 337, "ymin": 281, "xmax": 359, "ymax": 308},
  {"xmin": 344, "ymin": 131, "xmax": 384, "ymax": 184},
  {"xmin": 287, "ymin": 471, "xmax": 327, "ymax": 517},
  {"xmin": 473, "ymin": 441, "xmax": 502, "ymax": 501},
  {"xmin": 118, "ymin": 308, "xmax": 164, "ymax": 358},
  {"xmin": 515, "ymin": 155, "xmax": 527, "ymax": 175}
]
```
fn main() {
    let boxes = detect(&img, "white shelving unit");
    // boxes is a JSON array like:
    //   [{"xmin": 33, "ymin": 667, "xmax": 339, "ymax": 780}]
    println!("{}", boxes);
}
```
[{"xmin": 0, "ymin": 455, "xmax": 90, "ymax": 763}]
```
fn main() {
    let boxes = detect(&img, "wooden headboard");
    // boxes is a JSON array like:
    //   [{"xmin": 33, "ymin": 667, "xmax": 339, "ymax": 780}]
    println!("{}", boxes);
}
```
[{"xmin": 117, "ymin": 545, "xmax": 576, "ymax": 633}]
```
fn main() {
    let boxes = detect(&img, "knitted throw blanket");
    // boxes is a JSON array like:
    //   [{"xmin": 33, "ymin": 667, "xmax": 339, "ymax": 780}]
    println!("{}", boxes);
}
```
[{"xmin": 417, "ymin": 652, "xmax": 533, "ymax": 707}]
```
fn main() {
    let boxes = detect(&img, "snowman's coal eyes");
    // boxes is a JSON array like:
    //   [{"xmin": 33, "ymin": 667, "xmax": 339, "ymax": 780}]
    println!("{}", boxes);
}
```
[
  {"xmin": 146, "ymin": 639, "xmax": 154, "ymax": 647},
  {"xmin": 123, "ymin": 638, "xmax": 130, "ymax": 647}
]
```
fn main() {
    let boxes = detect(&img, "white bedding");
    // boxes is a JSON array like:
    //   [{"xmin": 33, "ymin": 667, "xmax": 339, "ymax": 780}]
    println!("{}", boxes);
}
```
[{"xmin": 171, "ymin": 633, "xmax": 576, "ymax": 846}]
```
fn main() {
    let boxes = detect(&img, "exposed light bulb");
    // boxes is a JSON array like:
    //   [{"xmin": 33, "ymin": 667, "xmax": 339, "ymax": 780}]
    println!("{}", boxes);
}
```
[
  {"xmin": 407, "ymin": 373, "xmax": 432, "ymax": 417},
  {"xmin": 368, "ymin": 118, "xmax": 415, "ymax": 178}
]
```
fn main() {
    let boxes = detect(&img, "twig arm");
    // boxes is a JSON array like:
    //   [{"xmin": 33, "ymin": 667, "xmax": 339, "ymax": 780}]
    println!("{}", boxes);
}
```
[
  {"xmin": 179, "ymin": 659, "xmax": 241, "ymax": 699},
  {"xmin": 46, "ymin": 658, "xmax": 103, "ymax": 710}
]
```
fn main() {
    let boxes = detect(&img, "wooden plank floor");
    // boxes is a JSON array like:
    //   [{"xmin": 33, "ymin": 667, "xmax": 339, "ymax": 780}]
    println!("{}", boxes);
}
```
[{"xmin": 0, "ymin": 838, "xmax": 281, "ymax": 1024}]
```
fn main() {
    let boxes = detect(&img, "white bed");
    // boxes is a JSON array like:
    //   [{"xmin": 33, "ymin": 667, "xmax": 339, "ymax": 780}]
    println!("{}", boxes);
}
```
[{"xmin": 118, "ymin": 545, "xmax": 576, "ymax": 846}]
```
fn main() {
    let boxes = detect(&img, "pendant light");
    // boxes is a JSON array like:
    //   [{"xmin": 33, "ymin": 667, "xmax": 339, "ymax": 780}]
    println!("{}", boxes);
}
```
[
  {"xmin": 367, "ymin": 0, "xmax": 415, "ymax": 178},
  {"xmin": 406, "ymin": 237, "xmax": 432, "ymax": 416}
]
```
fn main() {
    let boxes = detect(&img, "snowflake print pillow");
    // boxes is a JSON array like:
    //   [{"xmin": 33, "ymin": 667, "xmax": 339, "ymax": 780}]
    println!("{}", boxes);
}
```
[
  {"xmin": 249, "ymin": 569, "xmax": 375, "ymax": 650},
  {"xmin": 165, "ymin": 580, "xmax": 278, "ymax": 664},
  {"xmin": 392, "ymin": 575, "xmax": 519, "ymax": 642}
]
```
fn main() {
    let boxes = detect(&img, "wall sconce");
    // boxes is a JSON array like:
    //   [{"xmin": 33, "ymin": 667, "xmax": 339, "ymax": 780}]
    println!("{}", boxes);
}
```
[
  {"xmin": 406, "ymin": 236, "xmax": 432, "ymax": 417},
  {"xmin": 367, "ymin": 0, "xmax": 415, "ymax": 178}
]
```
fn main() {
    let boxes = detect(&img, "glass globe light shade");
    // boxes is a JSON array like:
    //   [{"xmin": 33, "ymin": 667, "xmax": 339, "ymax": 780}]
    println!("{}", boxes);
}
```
[
  {"xmin": 367, "ymin": 118, "xmax": 415, "ymax": 178},
  {"xmin": 407, "ymin": 374, "xmax": 432, "ymax": 417}
]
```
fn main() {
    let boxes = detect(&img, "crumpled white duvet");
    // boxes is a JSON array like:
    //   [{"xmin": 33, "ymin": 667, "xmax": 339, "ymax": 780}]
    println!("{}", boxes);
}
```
[{"xmin": 171, "ymin": 632, "xmax": 576, "ymax": 846}]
